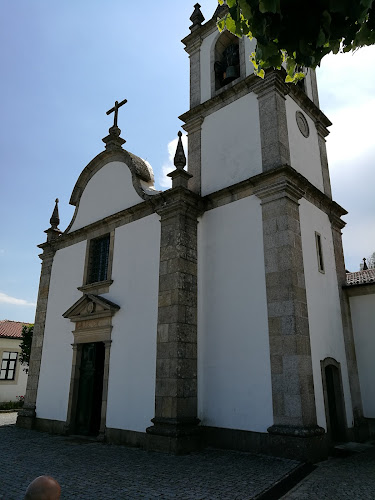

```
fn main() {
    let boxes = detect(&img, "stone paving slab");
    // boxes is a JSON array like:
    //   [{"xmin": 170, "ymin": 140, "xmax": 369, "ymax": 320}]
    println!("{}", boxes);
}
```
[
  {"xmin": 0, "ymin": 413, "xmax": 300, "ymax": 500},
  {"xmin": 281, "ymin": 446, "xmax": 375, "ymax": 500}
]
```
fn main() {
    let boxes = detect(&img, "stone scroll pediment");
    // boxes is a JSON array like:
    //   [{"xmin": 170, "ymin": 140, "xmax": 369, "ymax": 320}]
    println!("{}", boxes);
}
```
[{"xmin": 62, "ymin": 294, "xmax": 120, "ymax": 323}]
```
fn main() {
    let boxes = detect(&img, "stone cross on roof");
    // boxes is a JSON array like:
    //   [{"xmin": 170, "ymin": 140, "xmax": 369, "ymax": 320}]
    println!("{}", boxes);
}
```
[{"xmin": 106, "ymin": 99, "xmax": 127, "ymax": 128}]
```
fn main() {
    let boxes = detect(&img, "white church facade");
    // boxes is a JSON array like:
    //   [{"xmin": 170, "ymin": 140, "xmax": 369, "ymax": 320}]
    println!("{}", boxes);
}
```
[{"xmin": 18, "ymin": 5, "xmax": 375, "ymax": 462}]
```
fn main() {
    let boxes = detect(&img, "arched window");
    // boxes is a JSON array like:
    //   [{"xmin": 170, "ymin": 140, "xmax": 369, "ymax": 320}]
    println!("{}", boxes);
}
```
[{"xmin": 213, "ymin": 32, "xmax": 241, "ymax": 91}]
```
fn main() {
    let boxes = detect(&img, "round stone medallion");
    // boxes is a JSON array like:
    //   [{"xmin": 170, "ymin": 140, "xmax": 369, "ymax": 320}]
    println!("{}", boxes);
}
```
[
  {"xmin": 296, "ymin": 111, "xmax": 310, "ymax": 138},
  {"xmin": 87, "ymin": 302, "xmax": 95, "ymax": 314}
]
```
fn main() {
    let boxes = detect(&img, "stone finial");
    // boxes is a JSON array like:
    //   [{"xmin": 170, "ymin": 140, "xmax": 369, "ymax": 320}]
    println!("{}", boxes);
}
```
[
  {"xmin": 102, "ymin": 125, "xmax": 126, "ymax": 151},
  {"xmin": 363, "ymin": 258, "xmax": 368, "ymax": 270},
  {"xmin": 190, "ymin": 3, "xmax": 205, "ymax": 31},
  {"xmin": 45, "ymin": 198, "xmax": 62, "ymax": 241},
  {"xmin": 168, "ymin": 131, "xmax": 192, "ymax": 189},
  {"xmin": 174, "ymin": 131, "xmax": 187, "ymax": 170},
  {"xmin": 49, "ymin": 198, "xmax": 60, "ymax": 229}
]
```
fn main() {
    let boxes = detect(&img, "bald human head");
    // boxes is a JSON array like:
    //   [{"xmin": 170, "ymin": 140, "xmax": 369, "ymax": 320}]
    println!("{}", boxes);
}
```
[{"xmin": 24, "ymin": 475, "xmax": 61, "ymax": 500}]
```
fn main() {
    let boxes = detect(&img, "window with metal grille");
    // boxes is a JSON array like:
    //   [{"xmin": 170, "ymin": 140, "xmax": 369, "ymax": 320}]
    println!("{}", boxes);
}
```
[
  {"xmin": 0, "ymin": 352, "xmax": 18, "ymax": 380},
  {"xmin": 87, "ymin": 234, "xmax": 110, "ymax": 284}
]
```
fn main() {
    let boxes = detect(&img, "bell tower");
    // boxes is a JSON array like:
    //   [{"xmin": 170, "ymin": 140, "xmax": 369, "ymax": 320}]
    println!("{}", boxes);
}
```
[
  {"xmin": 178, "ymin": 4, "xmax": 364, "ymax": 461},
  {"xmin": 180, "ymin": 4, "xmax": 331, "ymax": 199}
]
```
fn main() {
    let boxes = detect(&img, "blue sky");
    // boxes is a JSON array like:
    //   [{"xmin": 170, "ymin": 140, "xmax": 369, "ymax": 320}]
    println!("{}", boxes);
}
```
[{"xmin": 1, "ymin": 1, "xmax": 374, "ymax": 323}]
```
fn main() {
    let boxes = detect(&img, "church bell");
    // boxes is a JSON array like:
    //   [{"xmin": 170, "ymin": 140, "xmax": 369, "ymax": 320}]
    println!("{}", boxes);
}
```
[
  {"xmin": 223, "ymin": 64, "xmax": 239, "ymax": 83},
  {"xmin": 219, "ymin": 43, "xmax": 240, "ymax": 86}
]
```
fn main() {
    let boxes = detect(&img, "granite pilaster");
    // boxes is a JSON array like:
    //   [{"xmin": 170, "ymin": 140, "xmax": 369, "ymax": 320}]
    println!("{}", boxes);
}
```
[
  {"xmin": 330, "ymin": 215, "xmax": 364, "ymax": 433},
  {"xmin": 147, "ymin": 187, "xmax": 202, "ymax": 454},
  {"xmin": 255, "ymin": 176, "xmax": 324, "ymax": 438},
  {"xmin": 253, "ymin": 71, "xmax": 291, "ymax": 171},
  {"xmin": 17, "ymin": 248, "xmax": 56, "ymax": 430}
]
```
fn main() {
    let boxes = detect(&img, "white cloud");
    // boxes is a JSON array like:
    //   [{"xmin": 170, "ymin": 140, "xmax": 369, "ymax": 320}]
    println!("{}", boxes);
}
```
[
  {"xmin": 318, "ymin": 46, "xmax": 375, "ymax": 109},
  {"xmin": 325, "ymin": 99, "xmax": 375, "ymax": 166},
  {"xmin": 159, "ymin": 133, "xmax": 188, "ymax": 189},
  {"xmin": 0, "ymin": 292, "xmax": 36, "ymax": 307},
  {"xmin": 316, "ymin": 47, "xmax": 375, "ymax": 271}
]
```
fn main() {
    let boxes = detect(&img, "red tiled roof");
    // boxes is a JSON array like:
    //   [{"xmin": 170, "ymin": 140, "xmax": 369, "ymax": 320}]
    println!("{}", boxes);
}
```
[
  {"xmin": 0, "ymin": 320, "xmax": 31, "ymax": 338},
  {"xmin": 346, "ymin": 269, "xmax": 375, "ymax": 286}
]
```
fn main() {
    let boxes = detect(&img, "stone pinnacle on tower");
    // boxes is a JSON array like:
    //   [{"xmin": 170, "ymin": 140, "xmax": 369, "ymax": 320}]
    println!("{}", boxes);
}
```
[
  {"xmin": 168, "ymin": 131, "xmax": 192, "ymax": 188},
  {"xmin": 174, "ymin": 131, "xmax": 187, "ymax": 170},
  {"xmin": 45, "ymin": 198, "xmax": 62, "ymax": 241},
  {"xmin": 50, "ymin": 198, "xmax": 60, "ymax": 229},
  {"xmin": 190, "ymin": 3, "xmax": 205, "ymax": 32}
]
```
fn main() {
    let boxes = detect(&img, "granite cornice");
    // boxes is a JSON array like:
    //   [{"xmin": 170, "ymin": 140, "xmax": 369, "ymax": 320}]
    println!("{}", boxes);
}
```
[
  {"xmin": 254, "ymin": 177, "xmax": 305, "ymax": 205},
  {"xmin": 201, "ymin": 165, "xmax": 347, "ymax": 224},
  {"xmin": 344, "ymin": 283, "xmax": 375, "ymax": 297},
  {"xmin": 37, "ymin": 241, "xmax": 59, "ymax": 260},
  {"xmin": 182, "ymin": 18, "xmax": 218, "ymax": 51},
  {"xmin": 251, "ymin": 69, "xmax": 331, "ymax": 134},
  {"xmin": 288, "ymin": 84, "xmax": 332, "ymax": 133},
  {"xmin": 39, "ymin": 198, "xmax": 158, "ymax": 253},
  {"xmin": 179, "ymin": 73, "xmax": 258, "ymax": 123},
  {"xmin": 252, "ymin": 70, "xmax": 291, "ymax": 98},
  {"xmin": 329, "ymin": 211, "xmax": 347, "ymax": 231},
  {"xmin": 37, "ymin": 188, "xmax": 204, "ymax": 253},
  {"xmin": 37, "ymin": 169, "xmax": 346, "ymax": 254},
  {"xmin": 154, "ymin": 186, "xmax": 204, "ymax": 219},
  {"xmin": 182, "ymin": 115, "xmax": 204, "ymax": 134},
  {"xmin": 315, "ymin": 121, "xmax": 330, "ymax": 138}
]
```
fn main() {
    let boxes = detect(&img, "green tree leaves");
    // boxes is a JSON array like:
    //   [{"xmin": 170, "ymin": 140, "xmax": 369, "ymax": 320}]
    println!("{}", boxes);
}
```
[
  {"xmin": 217, "ymin": 0, "xmax": 375, "ymax": 82},
  {"xmin": 19, "ymin": 324, "xmax": 33, "ymax": 373}
]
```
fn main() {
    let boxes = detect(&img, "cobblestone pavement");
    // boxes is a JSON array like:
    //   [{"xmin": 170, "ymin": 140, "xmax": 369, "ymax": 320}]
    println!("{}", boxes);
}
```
[
  {"xmin": 282, "ymin": 446, "xmax": 375, "ymax": 500},
  {"xmin": 0, "ymin": 413, "xmax": 300, "ymax": 500}
]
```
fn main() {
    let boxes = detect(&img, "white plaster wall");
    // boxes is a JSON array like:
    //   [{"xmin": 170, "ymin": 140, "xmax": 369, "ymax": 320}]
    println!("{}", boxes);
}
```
[
  {"xmin": 0, "ymin": 338, "xmax": 28, "ymax": 402},
  {"xmin": 350, "ymin": 293, "xmax": 375, "ymax": 417},
  {"xmin": 304, "ymin": 70, "xmax": 314, "ymax": 102},
  {"xmin": 244, "ymin": 37, "xmax": 257, "ymax": 77},
  {"xmin": 36, "ymin": 242, "xmax": 86, "ymax": 421},
  {"xmin": 198, "ymin": 196, "xmax": 273, "ymax": 432},
  {"xmin": 200, "ymin": 29, "xmax": 217, "ymax": 104},
  {"xmin": 299, "ymin": 199, "xmax": 353, "ymax": 430},
  {"xmin": 69, "ymin": 161, "xmax": 143, "ymax": 232},
  {"xmin": 104, "ymin": 214, "xmax": 160, "ymax": 433},
  {"xmin": 285, "ymin": 96, "xmax": 324, "ymax": 192},
  {"xmin": 201, "ymin": 94, "xmax": 262, "ymax": 196}
]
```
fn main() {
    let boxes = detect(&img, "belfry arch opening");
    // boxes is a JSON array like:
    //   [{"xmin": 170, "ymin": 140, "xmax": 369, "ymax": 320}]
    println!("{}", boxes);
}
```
[{"xmin": 213, "ymin": 31, "xmax": 241, "ymax": 91}]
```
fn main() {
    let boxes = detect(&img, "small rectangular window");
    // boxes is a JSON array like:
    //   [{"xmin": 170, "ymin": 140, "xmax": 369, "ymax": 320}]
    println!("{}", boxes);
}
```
[
  {"xmin": 315, "ymin": 232, "xmax": 325, "ymax": 273},
  {"xmin": 87, "ymin": 234, "xmax": 110, "ymax": 284},
  {"xmin": 0, "ymin": 352, "xmax": 18, "ymax": 380}
]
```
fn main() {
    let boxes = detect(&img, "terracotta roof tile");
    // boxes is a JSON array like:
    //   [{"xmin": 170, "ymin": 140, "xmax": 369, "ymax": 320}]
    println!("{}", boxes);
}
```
[
  {"xmin": 346, "ymin": 269, "xmax": 375, "ymax": 286},
  {"xmin": 0, "ymin": 320, "xmax": 31, "ymax": 338}
]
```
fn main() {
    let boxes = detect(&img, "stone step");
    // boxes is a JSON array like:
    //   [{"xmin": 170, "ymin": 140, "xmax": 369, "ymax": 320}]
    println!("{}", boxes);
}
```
[{"xmin": 333, "ymin": 441, "xmax": 374, "ymax": 457}]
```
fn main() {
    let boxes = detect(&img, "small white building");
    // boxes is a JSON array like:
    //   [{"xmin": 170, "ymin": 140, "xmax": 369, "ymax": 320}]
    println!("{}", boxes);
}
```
[
  {"xmin": 18, "ymin": 5, "xmax": 374, "ymax": 461},
  {"xmin": 345, "ymin": 268, "xmax": 375, "ymax": 437},
  {"xmin": 0, "ymin": 320, "xmax": 29, "ymax": 403}
]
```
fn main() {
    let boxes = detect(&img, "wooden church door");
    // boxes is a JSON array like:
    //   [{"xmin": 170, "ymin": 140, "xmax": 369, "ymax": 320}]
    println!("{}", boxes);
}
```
[
  {"xmin": 325, "ymin": 364, "xmax": 346, "ymax": 442},
  {"xmin": 75, "ymin": 342, "xmax": 105, "ymax": 436}
]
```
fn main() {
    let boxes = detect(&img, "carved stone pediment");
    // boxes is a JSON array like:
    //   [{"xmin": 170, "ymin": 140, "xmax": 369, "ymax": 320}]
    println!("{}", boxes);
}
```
[{"xmin": 63, "ymin": 294, "xmax": 120, "ymax": 323}]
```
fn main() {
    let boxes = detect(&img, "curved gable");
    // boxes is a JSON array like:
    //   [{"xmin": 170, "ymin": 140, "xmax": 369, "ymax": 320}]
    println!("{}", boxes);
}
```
[{"xmin": 67, "ymin": 150, "xmax": 158, "ymax": 233}]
